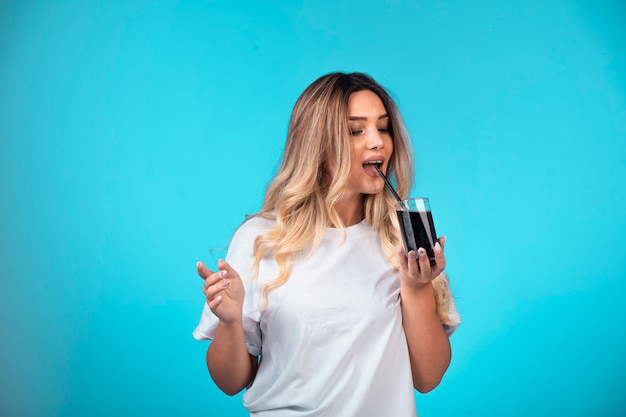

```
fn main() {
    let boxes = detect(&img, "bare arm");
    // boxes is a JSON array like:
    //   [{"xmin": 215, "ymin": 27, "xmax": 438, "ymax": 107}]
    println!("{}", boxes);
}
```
[
  {"xmin": 398, "ymin": 239, "xmax": 451, "ymax": 393},
  {"xmin": 207, "ymin": 321, "xmax": 258, "ymax": 396},
  {"xmin": 198, "ymin": 261, "xmax": 259, "ymax": 395},
  {"xmin": 401, "ymin": 281, "xmax": 451, "ymax": 392}
]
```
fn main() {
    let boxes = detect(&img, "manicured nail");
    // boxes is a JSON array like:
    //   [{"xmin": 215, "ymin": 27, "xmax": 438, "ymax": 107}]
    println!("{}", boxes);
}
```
[
  {"xmin": 221, "ymin": 279, "xmax": 230, "ymax": 288},
  {"xmin": 418, "ymin": 248, "xmax": 426, "ymax": 256},
  {"xmin": 408, "ymin": 250, "xmax": 417, "ymax": 258},
  {"xmin": 434, "ymin": 242, "xmax": 441, "ymax": 253},
  {"xmin": 219, "ymin": 270, "xmax": 227, "ymax": 278}
]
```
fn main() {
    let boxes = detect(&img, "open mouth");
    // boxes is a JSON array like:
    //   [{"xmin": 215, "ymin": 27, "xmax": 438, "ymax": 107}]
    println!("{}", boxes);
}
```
[{"xmin": 363, "ymin": 160, "xmax": 384, "ymax": 177}]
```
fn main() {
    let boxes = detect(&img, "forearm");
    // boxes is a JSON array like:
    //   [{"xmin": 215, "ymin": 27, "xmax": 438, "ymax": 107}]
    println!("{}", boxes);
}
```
[
  {"xmin": 401, "ymin": 282, "xmax": 451, "ymax": 393},
  {"xmin": 207, "ymin": 320, "xmax": 257, "ymax": 396}
]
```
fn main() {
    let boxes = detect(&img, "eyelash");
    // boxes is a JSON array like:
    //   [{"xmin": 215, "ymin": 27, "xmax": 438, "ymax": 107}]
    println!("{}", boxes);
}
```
[{"xmin": 350, "ymin": 128, "xmax": 390, "ymax": 136}]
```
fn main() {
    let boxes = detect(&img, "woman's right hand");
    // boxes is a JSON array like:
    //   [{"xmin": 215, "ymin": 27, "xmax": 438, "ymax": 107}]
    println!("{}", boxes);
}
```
[{"xmin": 197, "ymin": 260, "xmax": 245, "ymax": 324}]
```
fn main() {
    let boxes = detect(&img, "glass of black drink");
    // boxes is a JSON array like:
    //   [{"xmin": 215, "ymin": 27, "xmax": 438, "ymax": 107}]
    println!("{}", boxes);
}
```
[{"xmin": 395, "ymin": 197, "xmax": 438, "ymax": 266}]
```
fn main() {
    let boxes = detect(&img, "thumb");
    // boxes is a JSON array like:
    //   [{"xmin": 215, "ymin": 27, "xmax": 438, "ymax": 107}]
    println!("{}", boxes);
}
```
[{"xmin": 196, "ymin": 261, "xmax": 214, "ymax": 280}]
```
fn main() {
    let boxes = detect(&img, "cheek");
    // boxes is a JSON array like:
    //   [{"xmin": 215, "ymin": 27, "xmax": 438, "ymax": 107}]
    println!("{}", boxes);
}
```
[
  {"xmin": 387, "ymin": 137, "xmax": 394, "ymax": 157},
  {"xmin": 348, "ymin": 142, "xmax": 360, "ymax": 164}
]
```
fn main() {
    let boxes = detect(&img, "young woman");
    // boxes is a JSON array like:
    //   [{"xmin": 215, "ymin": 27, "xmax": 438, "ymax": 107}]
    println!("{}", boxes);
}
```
[{"xmin": 193, "ymin": 72, "xmax": 461, "ymax": 416}]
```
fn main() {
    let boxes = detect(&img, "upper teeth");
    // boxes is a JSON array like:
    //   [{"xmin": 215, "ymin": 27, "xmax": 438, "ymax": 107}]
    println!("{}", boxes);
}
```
[{"xmin": 366, "ymin": 161, "xmax": 383, "ymax": 164}]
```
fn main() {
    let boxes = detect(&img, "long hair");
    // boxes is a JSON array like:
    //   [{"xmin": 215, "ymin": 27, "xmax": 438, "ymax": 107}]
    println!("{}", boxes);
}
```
[{"xmin": 250, "ymin": 72, "xmax": 453, "ymax": 325}]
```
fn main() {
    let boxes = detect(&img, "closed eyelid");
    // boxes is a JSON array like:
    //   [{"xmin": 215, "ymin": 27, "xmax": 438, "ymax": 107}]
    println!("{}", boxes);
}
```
[{"xmin": 348, "ymin": 122, "xmax": 364, "ymax": 132}]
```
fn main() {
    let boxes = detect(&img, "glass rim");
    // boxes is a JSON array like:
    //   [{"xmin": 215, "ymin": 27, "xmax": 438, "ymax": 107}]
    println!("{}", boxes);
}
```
[{"xmin": 394, "ymin": 197, "xmax": 430, "ymax": 210}]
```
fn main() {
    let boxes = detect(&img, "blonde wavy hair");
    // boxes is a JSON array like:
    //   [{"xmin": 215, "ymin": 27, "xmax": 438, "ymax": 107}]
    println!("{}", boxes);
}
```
[{"xmin": 249, "ymin": 72, "xmax": 453, "ymax": 325}]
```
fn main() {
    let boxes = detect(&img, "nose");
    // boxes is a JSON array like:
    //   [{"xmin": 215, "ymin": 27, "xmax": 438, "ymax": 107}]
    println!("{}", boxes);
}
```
[{"xmin": 367, "ymin": 129, "xmax": 384, "ymax": 150}]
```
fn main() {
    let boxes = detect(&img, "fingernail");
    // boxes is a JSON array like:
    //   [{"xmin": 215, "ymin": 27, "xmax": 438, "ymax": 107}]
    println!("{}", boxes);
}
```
[
  {"xmin": 442, "ymin": 236, "xmax": 447, "ymax": 244},
  {"xmin": 221, "ymin": 279, "xmax": 230, "ymax": 288},
  {"xmin": 408, "ymin": 250, "xmax": 417, "ymax": 258},
  {"xmin": 418, "ymin": 248, "xmax": 426, "ymax": 256},
  {"xmin": 434, "ymin": 242, "xmax": 441, "ymax": 253},
  {"xmin": 219, "ymin": 270, "xmax": 227, "ymax": 278}
]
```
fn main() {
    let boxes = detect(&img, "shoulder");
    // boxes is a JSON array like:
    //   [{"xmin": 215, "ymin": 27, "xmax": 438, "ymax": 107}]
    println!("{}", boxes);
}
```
[{"xmin": 232, "ymin": 214, "xmax": 276, "ymax": 243}]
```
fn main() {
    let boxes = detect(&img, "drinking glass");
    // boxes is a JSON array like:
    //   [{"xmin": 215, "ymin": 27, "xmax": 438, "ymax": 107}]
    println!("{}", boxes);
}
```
[{"xmin": 395, "ymin": 197, "xmax": 438, "ymax": 266}]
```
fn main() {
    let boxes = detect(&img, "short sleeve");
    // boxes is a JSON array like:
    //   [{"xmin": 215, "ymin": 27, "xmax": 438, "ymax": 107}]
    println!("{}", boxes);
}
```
[{"xmin": 192, "ymin": 219, "xmax": 266, "ymax": 356}]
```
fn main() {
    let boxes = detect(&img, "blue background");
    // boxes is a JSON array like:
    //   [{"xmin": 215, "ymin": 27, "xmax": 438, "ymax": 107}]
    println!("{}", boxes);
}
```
[{"xmin": 1, "ymin": 1, "xmax": 625, "ymax": 416}]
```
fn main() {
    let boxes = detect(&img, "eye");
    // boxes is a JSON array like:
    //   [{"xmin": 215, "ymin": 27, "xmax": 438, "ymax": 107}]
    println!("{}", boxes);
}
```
[
  {"xmin": 350, "ymin": 130, "xmax": 363, "ymax": 136},
  {"xmin": 378, "ymin": 123, "xmax": 390, "ymax": 134}
]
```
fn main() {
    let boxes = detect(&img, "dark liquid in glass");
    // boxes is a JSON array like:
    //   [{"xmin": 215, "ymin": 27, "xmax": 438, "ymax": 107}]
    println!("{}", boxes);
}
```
[{"xmin": 396, "ymin": 209, "xmax": 438, "ymax": 266}]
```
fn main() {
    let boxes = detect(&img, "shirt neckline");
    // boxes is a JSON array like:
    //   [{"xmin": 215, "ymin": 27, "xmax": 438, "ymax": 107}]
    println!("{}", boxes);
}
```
[{"xmin": 324, "ymin": 219, "xmax": 370, "ymax": 240}]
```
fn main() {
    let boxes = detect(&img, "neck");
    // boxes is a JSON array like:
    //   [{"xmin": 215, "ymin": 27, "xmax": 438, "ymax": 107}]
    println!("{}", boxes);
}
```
[{"xmin": 334, "ymin": 194, "xmax": 364, "ymax": 227}]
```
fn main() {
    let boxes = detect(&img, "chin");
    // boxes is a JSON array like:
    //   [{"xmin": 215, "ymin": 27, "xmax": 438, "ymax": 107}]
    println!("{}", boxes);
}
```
[{"xmin": 363, "ymin": 185, "xmax": 385, "ymax": 196}]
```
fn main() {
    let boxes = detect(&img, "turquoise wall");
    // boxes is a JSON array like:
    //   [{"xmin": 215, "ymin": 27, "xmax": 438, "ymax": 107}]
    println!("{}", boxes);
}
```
[{"xmin": 1, "ymin": 1, "xmax": 624, "ymax": 416}]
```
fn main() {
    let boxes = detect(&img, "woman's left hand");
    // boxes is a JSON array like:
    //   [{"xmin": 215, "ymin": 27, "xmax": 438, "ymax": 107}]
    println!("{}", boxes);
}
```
[{"xmin": 398, "ymin": 236, "xmax": 446, "ymax": 289}]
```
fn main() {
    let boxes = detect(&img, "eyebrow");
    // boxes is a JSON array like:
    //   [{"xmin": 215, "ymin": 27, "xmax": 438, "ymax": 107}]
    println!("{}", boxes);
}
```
[{"xmin": 348, "ymin": 114, "xmax": 389, "ymax": 121}]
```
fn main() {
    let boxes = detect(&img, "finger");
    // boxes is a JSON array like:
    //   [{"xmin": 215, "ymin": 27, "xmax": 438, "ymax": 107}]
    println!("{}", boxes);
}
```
[
  {"xmin": 204, "ymin": 269, "xmax": 229, "ymax": 291},
  {"xmin": 208, "ymin": 294, "xmax": 223, "ymax": 310},
  {"xmin": 397, "ymin": 246, "xmax": 408, "ymax": 272},
  {"xmin": 197, "ymin": 261, "xmax": 214, "ymax": 280},
  {"xmin": 433, "ymin": 241, "xmax": 446, "ymax": 273},
  {"xmin": 205, "ymin": 278, "xmax": 230, "ymax": 300},
  {"xmin": 438, "ymin": 236, "xmax": 446, "ymax": 252},
  {"xmin": 406, "ymin": 249, "xmax": 420, "ymax": 277},
  {"xmin": 417, "ymin": 247, "xmax": 431, "ymax": 276},
  {"xmin": 216, "ymin": 259, "xmax": 236, "ymax": 276},
  {"xmin": 213, "ymin": 259, "xmax": 242, "ymax": 285}
]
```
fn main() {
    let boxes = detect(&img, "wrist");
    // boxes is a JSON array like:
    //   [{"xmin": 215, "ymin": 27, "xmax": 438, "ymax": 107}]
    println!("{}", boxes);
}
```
[
  {"xmin": 217, "ymin": 315, "xmax": 243, "ymax": 329},
  {"xmin": 401, "ymin": 278, "xmax": 433, "ymax": 294},
  {"xmin": 400, "ymin": 283, "xmax": 440, "ymax": 324},
  {"xmin": 400, "ymin": 281, "xmax": 437, "ymax": 304}
]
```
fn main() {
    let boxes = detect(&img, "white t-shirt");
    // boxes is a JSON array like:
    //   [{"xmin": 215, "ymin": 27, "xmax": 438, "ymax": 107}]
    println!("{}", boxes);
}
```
[{"xmin": 193, "ymin": 216, "xmax": 461, "ymax": 417}]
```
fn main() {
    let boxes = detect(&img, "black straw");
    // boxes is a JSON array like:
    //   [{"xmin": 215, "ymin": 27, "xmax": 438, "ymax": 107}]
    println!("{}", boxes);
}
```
[{"xmin": 374, "ymin": 164, "xmax": 401, "ymax": 202}]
